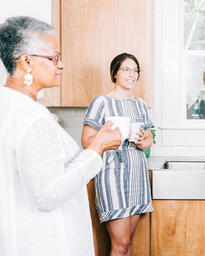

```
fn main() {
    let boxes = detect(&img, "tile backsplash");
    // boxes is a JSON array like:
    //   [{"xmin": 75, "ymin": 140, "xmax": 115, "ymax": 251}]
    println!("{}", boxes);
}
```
[
  {"xmin": 48, "ymin": 107, "xmax": 205, "ymax": 157},
  {"xmin": 49, "ymin": 107, "xmax": 87, "ymax": 146}
]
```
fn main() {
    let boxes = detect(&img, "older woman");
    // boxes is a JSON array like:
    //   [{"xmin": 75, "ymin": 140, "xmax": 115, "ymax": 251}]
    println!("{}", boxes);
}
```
[{"xmin": 0, "ymin": 16, "xmax": 121, "ymax": 256}]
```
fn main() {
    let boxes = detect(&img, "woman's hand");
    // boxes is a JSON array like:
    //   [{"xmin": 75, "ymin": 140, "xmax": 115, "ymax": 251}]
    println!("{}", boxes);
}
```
[
  {"xmin": 134, "ymin": 128, "xmax": 153, "ymax": 151},
  {"xmin": 82, "ymin": 121, "xmax": 121, "ymax": 155}
]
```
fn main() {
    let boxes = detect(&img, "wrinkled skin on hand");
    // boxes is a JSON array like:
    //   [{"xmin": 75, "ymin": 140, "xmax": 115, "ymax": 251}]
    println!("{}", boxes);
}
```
[{"xmin": 93, "ymin": 121, "xmax": 121, "ymax": 153}]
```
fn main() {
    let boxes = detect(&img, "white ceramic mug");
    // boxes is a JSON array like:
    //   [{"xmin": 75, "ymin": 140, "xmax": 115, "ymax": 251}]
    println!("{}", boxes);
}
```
[
  {"xmin": 129, "ymin": 122, "xmax": 144, "ymax": 142},
  {"xmin": 105, "ymin": 116, "xmax": 130, "ymax": 142}
]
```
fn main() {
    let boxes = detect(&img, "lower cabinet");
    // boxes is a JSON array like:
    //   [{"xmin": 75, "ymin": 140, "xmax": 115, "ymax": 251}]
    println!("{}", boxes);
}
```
[
  {"xmin": 151, "ymin": 200, "xmax": 205, "ymax": 256},
  {"xmin": 87, "ymin": 179, "xmax": 110, "ymax": 256},
  {"xmin": 87, "ymin": 179, "xmax": 205, "ymax": 256},
  {"xmin": 132, "ymin": 213, "xmax": 151, "ymax": 256},
  {"xmin": 87, "ymin": 179, "xmax": 151, "ymax": 256}
]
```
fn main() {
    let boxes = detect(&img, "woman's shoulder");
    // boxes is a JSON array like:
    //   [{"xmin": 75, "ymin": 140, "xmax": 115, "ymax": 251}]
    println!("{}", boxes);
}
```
[
  {"xmin": 89, "ymin": 95, "xmax": 106, "ymax": 107},
  {"xmin": 1, "ymin": 87, "xmax": 53, "ymax": 145},
  {"xmin": 5, "ymin": 88, "xmax": 51, "ymax": 126},
  {"xmin": 134, "ymin": 97, "xmax": 147, "ymax": 106},
  {"xmin": 92, "ymin": 95, "xmax": 106, "ymax": 102},
  {"xmin": 16, "ymin": 92, "xmax": 49, "ymax": 118}
]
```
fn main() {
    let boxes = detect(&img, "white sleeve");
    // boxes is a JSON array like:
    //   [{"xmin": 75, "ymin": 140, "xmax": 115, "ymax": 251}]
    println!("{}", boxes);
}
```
[{"xmin": 16, "ymin": 118, "xmax": 102, "ymax": 211}]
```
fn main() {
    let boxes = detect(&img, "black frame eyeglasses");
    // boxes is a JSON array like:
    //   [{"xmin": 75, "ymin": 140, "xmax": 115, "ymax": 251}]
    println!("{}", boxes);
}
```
[
  {"xmin": 29, "ymin": 53, "xmax": 61, "ymax": 65},
  {"xmin": 119, "ymin": 67, "xmax": 141, "ymax": 75}
]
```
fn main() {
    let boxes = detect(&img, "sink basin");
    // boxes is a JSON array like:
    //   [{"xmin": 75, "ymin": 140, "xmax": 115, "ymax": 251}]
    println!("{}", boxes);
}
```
[
  {"xmin": 152, "ymin": 160, "xmax": 205, "ymax": 200},
  {"xmin": 163, "ymin": 160, "xmax": 205, "ymax": 171}
]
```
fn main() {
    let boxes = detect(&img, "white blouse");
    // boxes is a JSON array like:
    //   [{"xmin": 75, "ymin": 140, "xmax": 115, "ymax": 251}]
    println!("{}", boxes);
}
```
[{"xmin": 0, "ymin": 87, "xmax": 102, "ymax": 256}]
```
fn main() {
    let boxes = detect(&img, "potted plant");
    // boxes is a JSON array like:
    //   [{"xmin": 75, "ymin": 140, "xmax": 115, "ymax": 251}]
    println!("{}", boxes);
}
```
[{"xmin": 144, "ymin": 125, "xmax": 156, "ymax": 158}]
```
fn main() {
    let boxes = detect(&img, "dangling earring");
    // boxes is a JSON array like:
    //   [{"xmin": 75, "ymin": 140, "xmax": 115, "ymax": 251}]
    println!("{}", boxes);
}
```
[{"xmin": 24, "ymin": 69, "xmax": 33, "ymax": 86}]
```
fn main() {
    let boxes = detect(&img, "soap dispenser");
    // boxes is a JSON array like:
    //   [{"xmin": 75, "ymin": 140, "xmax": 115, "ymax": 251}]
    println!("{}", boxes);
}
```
[
  {"xmin": 199, "ymin": 99, "xmax": 205, "ymax": 118},
  {"xmin": 194, "ymin": 97, "xmax": 199, "ymax": 115}
]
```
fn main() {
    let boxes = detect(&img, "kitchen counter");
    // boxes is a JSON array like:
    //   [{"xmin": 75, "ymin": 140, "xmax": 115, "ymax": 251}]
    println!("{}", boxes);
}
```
[
  {"xmin": 147, "ymin": 155, "xmax": 205, "ymax": 171},
  {"xmin": 136, "ymin": 156, "xmax": 205, "ymax": 256},
  {"xmin": 148, "ymin": 156, "xmax": 205, "ymax": 200},
  {"xmin": 88, "ymin": 155, "xmax": 205, "ymax": 256}
]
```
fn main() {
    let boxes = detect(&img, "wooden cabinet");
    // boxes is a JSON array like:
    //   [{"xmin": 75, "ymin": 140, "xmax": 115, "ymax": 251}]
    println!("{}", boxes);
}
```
[
  {"xmin": 88, "ymin": 172, "xmax": 205, "ymax": 256},
  {"xmin": 87, "ymin": 179, "xmax": 151, "ymax": 256},
  {"xmin": 87, "ymin": 179, "xmax": 111, "ymax": 256},
  {"xmin": 41, "ymin": 0, "xmax": 154, "ymax": 107},
  {"xmin": 132, "ymin": 213, "xmax": 151, "ymax": 256},
  {"xmin": 151, "ymin": 200, "xmax": 205, "ymax": 256},
  {"xmin": 39, "ymin": 0, "xmax": 61, "ymax": 107}
]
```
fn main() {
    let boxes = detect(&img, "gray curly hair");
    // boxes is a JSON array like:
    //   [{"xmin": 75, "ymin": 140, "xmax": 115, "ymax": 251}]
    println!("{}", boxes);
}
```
[{"xmin": 0, "ymin": 16, "xmax": 55, "ymax": 76}]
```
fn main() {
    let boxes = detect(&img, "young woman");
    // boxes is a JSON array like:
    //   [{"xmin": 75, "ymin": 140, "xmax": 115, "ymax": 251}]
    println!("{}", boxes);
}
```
[{"xmin": 81, "ymin": 53, "xmax": 154, "ymax": 256}]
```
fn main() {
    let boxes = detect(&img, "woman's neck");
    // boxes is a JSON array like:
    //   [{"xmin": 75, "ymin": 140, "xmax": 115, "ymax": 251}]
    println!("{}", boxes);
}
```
[
  {"xmin": 106, "ymin": 87, "xmax": 134, "ymax": 99},
  {"xmin": 6, "ymin": 78, "xmax": 37, "ymax": 101}
]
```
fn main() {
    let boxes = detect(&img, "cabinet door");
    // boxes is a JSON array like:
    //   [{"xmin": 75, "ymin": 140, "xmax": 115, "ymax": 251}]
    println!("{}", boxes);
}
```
[
  {"xmin": 60, "ymin": 0, "xmax": 153, "ymax": 106},
  {"xmin": 151, "ymin": 200, "xmax": 205, "ymax": 256},
  {"xmin": 39, "ymin": 0, "xmax": 61, "ymax": 106},
  {"xmin": 87, "ymin": 179, "xmax": 110, "ymax": 256},
  {"xmin": 87, "ymin": 179, "xmax": 151, "ymax": 256},
  {"xmin": 132, "ymin": 213, "xmax": 151, "ymax": 256}
]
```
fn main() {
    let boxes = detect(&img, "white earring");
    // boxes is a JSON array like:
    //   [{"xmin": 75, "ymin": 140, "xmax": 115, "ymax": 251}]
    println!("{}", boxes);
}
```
[{"xmin": 24, "ymin": 69, "xmax": 33, "ymax": 86}]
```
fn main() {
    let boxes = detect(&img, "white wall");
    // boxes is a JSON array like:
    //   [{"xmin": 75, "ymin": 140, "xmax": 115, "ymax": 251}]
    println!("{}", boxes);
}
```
[
  {"xmin": 0, "ymin": 0, "xmax": 51, "ymax": 86},
  {"xmin": 0, "ymin": 0, "xmax": 51, "ymax": 24}
]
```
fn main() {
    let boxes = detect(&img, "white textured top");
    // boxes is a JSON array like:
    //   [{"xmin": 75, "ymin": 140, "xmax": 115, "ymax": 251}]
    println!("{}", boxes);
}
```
[{"xmin": 0, "ymin": 87, "xmax": 102, "ymax": 256}]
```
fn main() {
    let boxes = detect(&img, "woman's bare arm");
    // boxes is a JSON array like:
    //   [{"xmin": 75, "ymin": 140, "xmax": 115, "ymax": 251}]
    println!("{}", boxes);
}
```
[
  {"xmin": 82, "ymin": 122, "xmax": 121, "ymax": 155},
  {"xmin": 81, "ymin": 124, "xmax": 98, "ymax": 149}
]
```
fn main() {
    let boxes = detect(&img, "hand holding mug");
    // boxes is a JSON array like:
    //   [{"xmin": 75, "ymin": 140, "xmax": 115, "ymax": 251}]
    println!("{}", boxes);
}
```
[
  {"xmin": 90, "ymin": 121, "xmax": 121, "ymax": 154},
  {"xmin": 105, "ymin": 116, "xmax": 130, "ymax": 142},
  {"xmin": 134, "ymin": 128, "xmax": 145, "ymax": 148},
  {"xmin": 129, "ymin": 122, "xmax": 144, "ymax": 142}
]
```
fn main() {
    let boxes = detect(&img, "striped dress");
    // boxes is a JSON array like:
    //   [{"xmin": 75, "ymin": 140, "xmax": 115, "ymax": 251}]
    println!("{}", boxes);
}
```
[{"xmin": 83, "ymin": 95, "xmax": 153, "ymax": 222}]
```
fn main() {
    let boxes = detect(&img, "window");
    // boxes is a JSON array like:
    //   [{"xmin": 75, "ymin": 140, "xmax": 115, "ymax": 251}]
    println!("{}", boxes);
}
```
[{"xmin": 184, "ymin": 0, "xmax": 205, "ymax": 119}]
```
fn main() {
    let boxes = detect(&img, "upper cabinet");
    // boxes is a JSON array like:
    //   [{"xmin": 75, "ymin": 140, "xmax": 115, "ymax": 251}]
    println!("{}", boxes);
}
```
[{"xmin": 40, "ymin": 0, "xmax": 154, "ymax": 107}]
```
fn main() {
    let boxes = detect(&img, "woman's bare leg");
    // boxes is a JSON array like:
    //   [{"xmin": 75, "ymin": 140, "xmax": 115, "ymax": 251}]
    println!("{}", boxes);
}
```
[
  {"xmin": 127, "ymin": 215, "xmax": 141, "ymax": 256},
  {"xmin": 105, "ymin": 214, "xmax": 141, "ymax": 256}
]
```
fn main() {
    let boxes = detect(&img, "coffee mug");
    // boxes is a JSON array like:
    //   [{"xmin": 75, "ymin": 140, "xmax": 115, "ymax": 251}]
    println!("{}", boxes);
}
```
[
  {"xmin": 129, "ymin": 122, "xmax": 144, "ymax": 142},
  {"xmin": 105, "ymin": 116, "xmax": 130, "ymax": 142}
]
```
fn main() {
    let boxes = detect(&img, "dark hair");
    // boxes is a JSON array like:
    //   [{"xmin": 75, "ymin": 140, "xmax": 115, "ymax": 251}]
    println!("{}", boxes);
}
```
[
  {"xmin": 0, "ymin": 16, "xmax": 54, "ymax": 76},
  {"xmin": 110, "ymin": 53, "xmax": 140, "ymax": 83}
]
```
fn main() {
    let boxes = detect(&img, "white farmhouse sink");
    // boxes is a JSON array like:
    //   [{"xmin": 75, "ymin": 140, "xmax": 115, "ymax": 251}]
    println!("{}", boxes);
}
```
[{"xmin": 152, "ymin": 161, "xmax": 205, "ymax": 199}]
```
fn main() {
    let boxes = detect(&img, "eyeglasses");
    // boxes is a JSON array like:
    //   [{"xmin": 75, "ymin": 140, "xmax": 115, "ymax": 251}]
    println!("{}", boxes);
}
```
[
  {"xmin": 29, "ymin": 53, "xmax": 61, "ymax": 65},
  {"xmin": 119, "ymin": 67, "xmax": 141, "ymax": 75}
]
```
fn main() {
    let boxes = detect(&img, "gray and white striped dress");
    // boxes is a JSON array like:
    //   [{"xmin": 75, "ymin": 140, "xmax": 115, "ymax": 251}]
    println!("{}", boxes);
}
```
[{"xmin": 84, "ymin": 95, "xmax": 153, "ymax": 222}]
